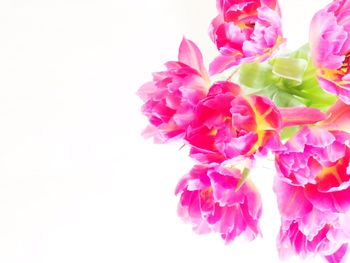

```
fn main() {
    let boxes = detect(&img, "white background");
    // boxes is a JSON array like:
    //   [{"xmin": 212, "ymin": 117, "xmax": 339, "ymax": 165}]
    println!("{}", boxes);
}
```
[{"xmin": 0, "ymin": 0, "xmax": 333, "ymax": 262}]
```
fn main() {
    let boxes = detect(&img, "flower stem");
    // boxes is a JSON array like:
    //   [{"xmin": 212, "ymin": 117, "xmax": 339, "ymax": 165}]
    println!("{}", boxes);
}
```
[{"xmin": 235, "ymin": 167, "xmax": 250, "ymax": 192}]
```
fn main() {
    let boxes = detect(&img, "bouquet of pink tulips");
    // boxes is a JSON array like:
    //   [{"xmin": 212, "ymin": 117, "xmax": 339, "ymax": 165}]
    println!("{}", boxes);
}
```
[{"xmin": 137, "ymin": 1, "xmax": 350, "ymax": 262}]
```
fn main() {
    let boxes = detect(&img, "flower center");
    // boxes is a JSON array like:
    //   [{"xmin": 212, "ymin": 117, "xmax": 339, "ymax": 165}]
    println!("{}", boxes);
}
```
[
  {"xmin": 339, "ymin": 53, "xmax": 350, "ymax": 74},
  {"xmin": 200, "ymin": 187, "xmax": 213, "ymax": 201},
  {"xmin": 320, "ymin": 53, "xmax": 350, "ymax": 87},
  {"xmin": 316, "ymin": 158, "xmax": 344, "ymax": 185}
]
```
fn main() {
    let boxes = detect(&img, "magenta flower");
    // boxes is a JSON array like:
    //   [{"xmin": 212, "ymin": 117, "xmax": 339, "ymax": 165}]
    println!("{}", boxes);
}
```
[
  {"xmin": 209, "ymin": 0, "xmax": 284, "ymax": 74},
  {"xmin": 278, "ymin": 222, "xmax": 349, "ymax": 263},
  {"xmin": 310, "ymin": 0, "xmax": 350, "ymax": 104},
  {"xmin": 137, "ymin": 38, "xmax": 210, "ymax": 143},
  {"xmin": 175, "ymin": 164, "xmax": 262, "ymax": 243},
  {"xmin": 275, "ymin": 126, "xmax": 350, "ymax": 213},
  {"xmin": 274, "ymin": 101, "xmax": 350, "ymax": 261},
  {"xmin": 185, "ymin": 80, "xmax": 283, "ymax": 163},
  {"xmin": 274, "ymin": 177, "xmax": 350, "ymax": 262}
]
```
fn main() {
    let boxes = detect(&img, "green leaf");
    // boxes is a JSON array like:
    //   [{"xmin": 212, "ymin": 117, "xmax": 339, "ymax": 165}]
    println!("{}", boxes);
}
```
[
  {"xmin": 238, "ymin": 44, "xmax": 337, "ymax": 111},
  {"xmin": 272, "ymin": 57, "xmax": 308, "ymax": 83},
  {"xmin": 271, "ymin": 90, "xmax": 303, "ymax": 107},
  {"xmin": 280, "ymin": 126, "xmax": 300, "ymax": 140},
  {"xmin": 239, "ymin": 62, "xmax": 274, "ymax": 89}
]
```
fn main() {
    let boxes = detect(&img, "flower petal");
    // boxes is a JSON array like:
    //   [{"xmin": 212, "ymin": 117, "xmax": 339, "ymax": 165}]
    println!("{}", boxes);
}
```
[
  {"xmin": 280, "ymin": 107, "xmax": 326, "ymax": 128},
  {"xmin": 178, "ymin": 37, "xmax": 209, "ymax": 80}
]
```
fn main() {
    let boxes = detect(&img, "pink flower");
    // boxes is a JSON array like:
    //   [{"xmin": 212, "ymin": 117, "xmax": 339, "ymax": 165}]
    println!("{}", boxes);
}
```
[
  {"xmin": 310, "ymin": 0, "xmax": 350, "ymax": 104},
  {"xmin": 274, "ymin": 103, "xmax": 350, "ymax": 261},
  {"xmin": 274, "ymin": 177, "xmax": 350, "ymax": 262},
  {"xmin": 209, "ymin": 0, "xmax": 284, "ymax": 74},
  {"xmin": 137, "ymin": 38, "xmax": 210, "ymax": 143},
  {"xmin": 175, "ymin": 164, "xmax": 262, "ymax": 243},
  {"xmin": 185, "ymin": 81, "xmax": 283, "ymax": 163},
  {"xmin": 278, "ymin": 219, "xmax": 349, "ymax": 262},
  {"xmin": 275, "ymin": 126, "xmax": 350, "ymax": 213}
]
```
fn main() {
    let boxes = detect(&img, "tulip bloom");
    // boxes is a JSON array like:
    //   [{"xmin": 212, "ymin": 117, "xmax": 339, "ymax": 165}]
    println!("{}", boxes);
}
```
[
  {"xmin": 310, "ymin": 0, "xmax": 350, "ymax": 104},
  {"xmin": 186, "ymin": 81, "xmax": 326, "ymax": 163},
  {"xmin": 176, "ymin": 164, "xmax": 262, "ymax": 243},
  {"xmin": 138, "ymin": 38, "xmax": 210, "ymax": 143},
  {"xmin": 274, "ymin": 177, "xmax": 350, "ymax": 262},
  {"xmin": 186, "ymin": 81, "xmax": 283, "ymax": 163},
  {"xmin": 275, "ymin": 126, "xmax": 350, "ymax": 213},
  {"xmin": 274, "ymin": 99, "xmax": 350, "ymax": 261},
  {"xmin": 278, "ymin": 223, "xmax": 349, "ymax": 263},
  {"xmin": 209, "ymin": 0, "xmax": 284, "ymax": 74}
]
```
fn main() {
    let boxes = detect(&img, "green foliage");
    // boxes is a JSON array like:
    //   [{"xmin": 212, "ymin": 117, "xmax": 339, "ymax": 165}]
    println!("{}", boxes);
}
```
[{"xmin": 238, "ymin": 45, "xmax": 337, "ymax": 111}]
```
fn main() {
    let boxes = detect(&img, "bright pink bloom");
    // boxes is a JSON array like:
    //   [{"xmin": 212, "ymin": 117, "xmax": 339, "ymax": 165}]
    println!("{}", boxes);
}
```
[
  {"xmin": 274, "ymin": 177, "xmax": 350, "ymax": 262},
  {"xmin": 278, "ymin": 219, "xmax": 349, "ymax": 262},
  {"xmin": 310, "ymin": 0, "xmax": 350, "ymax": 104},
  {"xmin": 137, "ymin": 38, "xmax": 210, "ymax": 143},
  {"xmin": 275, "ymin": 102, "xmax": 350, "ymax": 261},
  {"xmin": 185, "ymin": 81, "xmax": 283, "ymax": 163},
  {"xmin": 175, "ymin": 164, "xmax": 262, "ymax": 243},
  {"xmin": 275, "ymin": 126, "xmax": 350, "ymax": 213},
  {"xmin": 209, "ymin": 0, "xmax": 284, "ymax": 74}
]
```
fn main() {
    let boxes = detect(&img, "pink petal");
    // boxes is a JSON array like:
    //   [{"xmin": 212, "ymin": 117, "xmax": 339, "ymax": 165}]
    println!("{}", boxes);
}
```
[
  {"xmin": 137, "ymin": 81, "xmax": 157, "ymax": 101},
  {"xmin": 178, "ymin": 37, "xmax": 209, "ymax": 80},
  {"xmin": 209, "ymin": 54, "xmax": 240, "ymax": 75},
  {"xmin": 321, "ymin": 99, "xmax": 350, "ymax": 130},
  {"xmin": 250, "ymin": 95, "xmax": 282, "ymax": 129},
  {"xmin": 305, "ymin": 183, "xmax": 350, "ymax": 213},
  {"xmin": 298, "ymin": 208, "xmax": 337, "ymax": 240},
  {"xmin": 274, "ymin": 178, "xmax": 313, "ymax": 219},
  {"xmin": 310, "ymin": 10, "xmax": 346, "ymax": 69},
  {"xmin": 317, "ymin": 76, "xmax": 350, "ymax": 105},
  {"xmin": 324, "ymin": 244, "xmax": 348, "ymax": 263},
  {"xmin": 280, "ymin": 107, "xmax": 327, "ymax": 128}
]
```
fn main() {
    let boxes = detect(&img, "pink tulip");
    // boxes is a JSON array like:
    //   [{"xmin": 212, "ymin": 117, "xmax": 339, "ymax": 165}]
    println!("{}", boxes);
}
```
[
  {"xmin": 275, "ymin": 177, "xmax": 350, "ymax": 262},
  {"xmin": 185, "ymin": 81, "xmax": 326, "ymax": 163},
  {"xmin": 278, "ymin": 219, "xmax": 349, "ymax": 262},
  {"xmin": 275, "ymin": 126, "xmax": 350, "ymax": 213},
  {"xmin": 185, "ymin": 81, "xmax": 283, "ymax": 163},
  {"xmin": 209, "ymin": 0, "xmax": 284, "ymax": 75},
  {"xmin": 274, "ymin": 107, "xmax": 350, "ymax": 262},
  {"xmin": 175, "ymin": 164, "xmax": 262, "ymax": 243},
  {"xmin": 137, "ymin": 38, "xmax": 210, "ymax": 143},
  {"xmin": 310, "ymin": 0, "xmax": 350, "ymax": 104}
]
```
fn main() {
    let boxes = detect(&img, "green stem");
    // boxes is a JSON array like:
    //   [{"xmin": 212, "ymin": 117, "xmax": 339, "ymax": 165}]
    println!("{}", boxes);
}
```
[{"xmin": 235, "ymin": 168, "xmax": 250, "ymax": 192}]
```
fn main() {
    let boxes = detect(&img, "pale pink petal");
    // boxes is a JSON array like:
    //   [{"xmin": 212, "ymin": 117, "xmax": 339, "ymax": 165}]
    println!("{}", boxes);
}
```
[
  {"xmin": 321, "ymin": 99, "xmax": 350, "ymax": 130},
  {"xmin": 324, "ymin": 244, "xmax": 348, "ymax": 263},
  {"xmin": 310, "ymin": 10, "xmax": 346, "ymax": 69},
  {"xmin": 209, "ymin": 53, "xmax": 240, "ymax": 75},
  {"xmin": 298, "ymin": 208, "xmax": 338, "ymax": 240},
  {"xmin": 317, "ymin": 76, "xmax": 350, "ymax": 105},
  {"xmin": 280, "ymin": 107, "xmax": 327, "ymax": 128},
  {"xmin": 274, "ymin": 178, "xmax": 313, "ymax": 219},
  {"xmin": 178, "ymin": 37, "xmax": 209, "ymax": 80}
]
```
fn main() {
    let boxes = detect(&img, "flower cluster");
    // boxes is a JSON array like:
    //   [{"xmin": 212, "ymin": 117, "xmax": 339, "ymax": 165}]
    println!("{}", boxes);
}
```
[{"xmin": 138, "ymin": 0, "xmax": 350, "ymax": 262}]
